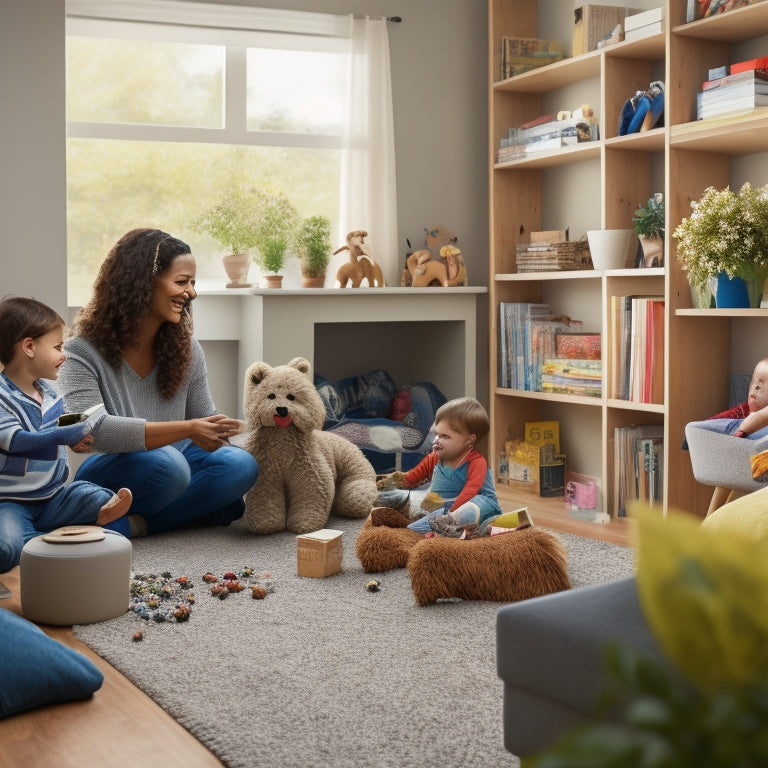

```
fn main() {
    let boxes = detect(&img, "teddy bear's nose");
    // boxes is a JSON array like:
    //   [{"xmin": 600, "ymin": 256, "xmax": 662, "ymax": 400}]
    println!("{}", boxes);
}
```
[{"xmin": 276, "ymin": 406, "xmax": 288, "ymax": 417}]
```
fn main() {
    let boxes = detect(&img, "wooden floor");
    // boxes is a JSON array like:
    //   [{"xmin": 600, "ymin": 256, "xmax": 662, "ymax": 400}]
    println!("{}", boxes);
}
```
[
  {"xmin": 0, "ymin": 498, "xmax": 631, "ymax": 768},
  {"xmin": 0, "ymin": 565, "xmax": 224, "ymax": 768}
]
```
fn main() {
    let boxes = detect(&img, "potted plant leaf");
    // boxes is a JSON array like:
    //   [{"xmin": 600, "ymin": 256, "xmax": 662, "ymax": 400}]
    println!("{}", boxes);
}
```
[
  {"xmin": 295, "ymin": 214, "xmax": 332, "ymax": 288},
  {"xmin": 191, "ymin": 187, "xmax": 264, "ymax": 288},
  {"xmin": 632, "ymin": 192, "xmax": 665, "ymax": 268},
  {"xmin": 673, "ymin": 182, "xmax": 768, "ymax": 308},
  {"xmin": 252, "ymin": 190, "xmax": 300, "ymax": 288}
]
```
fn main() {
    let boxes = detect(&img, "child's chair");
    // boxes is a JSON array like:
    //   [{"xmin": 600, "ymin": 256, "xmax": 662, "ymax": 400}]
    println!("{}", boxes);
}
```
[
  {"xmin": 685, "ymin": 373, "xmax": 768, "ymax": 515},
  {"xmin": 684, "ymin": 424, "xmax": 768, "ymax": 515}
]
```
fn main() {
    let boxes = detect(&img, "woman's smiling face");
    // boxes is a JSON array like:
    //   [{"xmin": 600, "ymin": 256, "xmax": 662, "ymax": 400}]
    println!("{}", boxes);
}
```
[{"xmin": 151, "ymin": 252, "xmax": 197, "ymax": 323}]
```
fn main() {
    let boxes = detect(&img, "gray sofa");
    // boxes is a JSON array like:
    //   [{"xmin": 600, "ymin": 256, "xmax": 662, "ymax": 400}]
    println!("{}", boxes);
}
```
[{"xmin": 496, "ymin": 577, "xmax": 668, "ymax": 758}]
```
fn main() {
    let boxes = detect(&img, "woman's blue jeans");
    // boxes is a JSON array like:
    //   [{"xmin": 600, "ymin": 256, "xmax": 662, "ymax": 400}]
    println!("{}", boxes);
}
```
[{"xmin": 74, "ymin": 443, "xmax": 259, "ymax": 535}]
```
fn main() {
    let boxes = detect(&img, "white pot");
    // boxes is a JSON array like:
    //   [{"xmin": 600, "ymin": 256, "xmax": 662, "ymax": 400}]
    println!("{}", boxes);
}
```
[{"xmin": 586, "ymin": 229, "xmax": 639, "ymax": 271}]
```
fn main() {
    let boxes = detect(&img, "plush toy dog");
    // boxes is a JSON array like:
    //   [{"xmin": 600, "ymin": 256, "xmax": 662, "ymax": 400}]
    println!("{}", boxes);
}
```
[{"xmin": 242, "ymin": 357, "xmax": 377, "ymax": 534}]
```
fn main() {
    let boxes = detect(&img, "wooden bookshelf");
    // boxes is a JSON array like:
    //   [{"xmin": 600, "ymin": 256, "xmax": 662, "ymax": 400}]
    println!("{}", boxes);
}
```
[{"xmin": 488, "ymin": 0, "xmax": 768, "ymax": 525}]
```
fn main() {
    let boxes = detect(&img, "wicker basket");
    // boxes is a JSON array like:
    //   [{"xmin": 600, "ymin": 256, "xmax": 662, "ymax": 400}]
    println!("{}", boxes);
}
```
[{"xmin": 516, "ymin": 239, "xmax": 592, "ymax": 273}]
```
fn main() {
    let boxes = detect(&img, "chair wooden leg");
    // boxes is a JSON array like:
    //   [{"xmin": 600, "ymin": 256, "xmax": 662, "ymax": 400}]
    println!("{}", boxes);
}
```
[{"xmin": 706, "ymin": 486, "xmax": 744, "ymax": 518}]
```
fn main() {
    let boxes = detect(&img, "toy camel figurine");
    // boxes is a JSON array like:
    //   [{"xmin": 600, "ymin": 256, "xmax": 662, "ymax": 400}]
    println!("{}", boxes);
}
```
[{"xmin": 334, "ymin": 230, "xmax": 385, "ymax": 288}]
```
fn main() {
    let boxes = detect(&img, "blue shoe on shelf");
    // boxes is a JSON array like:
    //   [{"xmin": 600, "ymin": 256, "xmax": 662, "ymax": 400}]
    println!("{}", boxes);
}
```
[
  {"xmin": 625, "ymin": 81, "xmax": 665, "ymax": 134},
  {"xmin": 618, "ymin": 91, "xmax": 643, "ymax": 135}
]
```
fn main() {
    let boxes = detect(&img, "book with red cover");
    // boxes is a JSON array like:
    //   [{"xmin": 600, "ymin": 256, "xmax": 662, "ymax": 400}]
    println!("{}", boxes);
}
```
[
  {"xmin": 731, "ymin": 57, "xmax": 768, "ymax": 75},
  {"xmin": 555, "ymin": 332, "xmax": 601, "ymax": 360}
]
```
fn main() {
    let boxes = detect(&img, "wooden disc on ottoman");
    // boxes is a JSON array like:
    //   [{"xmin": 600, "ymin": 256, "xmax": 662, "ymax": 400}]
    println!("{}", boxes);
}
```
[
  {"xmin": 407, "ymin": 528, "xmax": 571, "ymax": 606},
  {"xmin": 21, "ymin": 529, "xmax": 132, "ymax": 625}
]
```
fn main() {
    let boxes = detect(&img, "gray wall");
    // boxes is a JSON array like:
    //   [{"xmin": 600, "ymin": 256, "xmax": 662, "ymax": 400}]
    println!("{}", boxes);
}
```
[{"xmin": 0, "ymin": 0, "xmax": 489, "ymax": 403}]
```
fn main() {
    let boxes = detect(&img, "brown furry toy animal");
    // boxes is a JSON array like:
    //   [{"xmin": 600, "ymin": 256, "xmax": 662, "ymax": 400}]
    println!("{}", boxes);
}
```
[
  {"xmin": 334, "ymin": 230, "xmax": 386, "ymax": 288},
  {"xmin": 242, "ymin": 357, "xmax": 377, "ymax": 535},
  {"xmin": 402, "ymin": 224, "xmax": 468, "ymax": 287}
]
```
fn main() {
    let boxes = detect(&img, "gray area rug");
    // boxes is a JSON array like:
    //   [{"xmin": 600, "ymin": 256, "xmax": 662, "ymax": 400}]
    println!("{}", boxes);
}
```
[{"xmin": 74, "ymin": 518, "xmax": 635, "ymax": 768}]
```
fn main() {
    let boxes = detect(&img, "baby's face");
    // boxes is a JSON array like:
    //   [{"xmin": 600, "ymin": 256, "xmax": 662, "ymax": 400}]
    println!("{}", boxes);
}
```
[
  {"xmin": 748, "ymin": 360, "xmax": 768, "ymax": 412},
  {"xmin": 432, "ymin": 419, "xmax": 474, "ymax": 465}
]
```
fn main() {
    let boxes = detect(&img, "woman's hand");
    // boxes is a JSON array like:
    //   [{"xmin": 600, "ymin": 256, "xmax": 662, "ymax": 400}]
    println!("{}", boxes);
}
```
[
  {"xmin": 188, "ymin": 414, "xmax": 242, "ymax": 451},
  {"xmin": 70, "ymin": 435, "xmax": 95, "ymax": 453}
]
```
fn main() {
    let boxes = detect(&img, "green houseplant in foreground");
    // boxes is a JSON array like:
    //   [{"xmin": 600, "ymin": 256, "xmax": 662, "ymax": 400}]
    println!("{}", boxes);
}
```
[
  {"xmin": 295, "ymin": 214, "xmax": 332, "ymax": 287},
  {"xmin": 633, "ymin": 192, "xmax": 665, "ymax": 268},
  {"xmin": 673, "ymin": 182, "xmax": 768, "ymax": 307},
  {"xmin": 529, "ymin": 507, "xmax": 768, "ymax": 768}
]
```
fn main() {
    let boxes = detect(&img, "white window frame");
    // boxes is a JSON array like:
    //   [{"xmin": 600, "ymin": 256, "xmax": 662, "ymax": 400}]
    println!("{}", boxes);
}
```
[{"xmin": 66, "ymin": 0, "xmax": 353, "ymax": 151}]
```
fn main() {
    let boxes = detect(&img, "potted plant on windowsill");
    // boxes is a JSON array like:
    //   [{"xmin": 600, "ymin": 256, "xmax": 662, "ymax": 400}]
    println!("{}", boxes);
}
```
[
  {"xmin": 295, "ymin": 214, "xmax": 332, "ymax": 288},
  {"xmin": 673, "ymin": 182, "xmax": 768, "ymax": 308},
  {"xmin": 633, "ymin": 192, "xmax": 665, "ymax": 268},
  {"xmin": 191, "ymin": 187, "xmax": 263, "ymax": 288},
  {"xmin": 252, "ymin": 190, "xmax": 300, "ymax": 289}
]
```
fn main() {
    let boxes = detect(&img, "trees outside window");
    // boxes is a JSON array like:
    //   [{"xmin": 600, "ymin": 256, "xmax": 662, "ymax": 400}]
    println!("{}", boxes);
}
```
[{"xmin": 66, "ymin": 4, "xmax": 350, "ymax": 303}]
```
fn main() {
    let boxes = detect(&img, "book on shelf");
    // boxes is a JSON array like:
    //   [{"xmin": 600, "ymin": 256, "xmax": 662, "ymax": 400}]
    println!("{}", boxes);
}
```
[
  {"xmin": 497, "ymin": 302, "xmax": 550, "ymax": 389},
  {"xmin": 526, "ymin": 316, "xmax": 583, "ymax": 392},
  {"xmin": 610, "ymin": 295, "xmax": 664, "ymax": 404},
  {"xmin": 555, "ymin": 332, "xmax": 601, "ymax": 360},
  {"xmin": 541, "ymin": 358, "xmax": 602, "ymax": 397},
  {"xmin": 635, "ymin": 435, "xmax": 664, "ymax": 508},
  {"xmin": 731, "ymin": 55, "xmax": 768, "ymax": 75},
  {"xmin": 696, "ymin": 90, "xmax": 768, "ymax": 120},
  {"xmin": 499, "ymin": 37, "xmax": 565, "ymax": 79},
  {"xmin": 612, "ymin": 424, "xmax": 664, "ymax": 517},
  {"xmin": 702, "ymin": 68, "xmax": 768, "ymax": 90}
]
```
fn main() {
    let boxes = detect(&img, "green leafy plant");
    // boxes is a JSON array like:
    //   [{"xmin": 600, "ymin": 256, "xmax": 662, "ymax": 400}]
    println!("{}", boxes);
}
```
[
  {"xmin": 673, "ymin": 182, "xmax": 768, "ymax": 285},
  {"xmin": 252, "ymin": 190, "xmax": 300, "ymax": 274},
  {"xmin": 295, "ymin": 215, "xmax": 332, "ymax": 278},
  {"xmin": 633, "ymin": 192, "xmax": 665, "ymax": 240},
  {"xmin": 190, "ymin": 187, "xmax": 264, "ymax": 254},
  {"xmin": 529, "ymin": 508, "xmax": 768, "ymax": 768}
]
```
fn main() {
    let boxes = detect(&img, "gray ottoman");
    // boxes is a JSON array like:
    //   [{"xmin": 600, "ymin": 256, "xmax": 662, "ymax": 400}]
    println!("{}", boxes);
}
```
[
  {"xmin": 496, "ymin": 577, "xmax": 668, "ymax": 758},
  {"xmin": 21, "ymin": 528, "xmax": 132, "ymax": 625}
]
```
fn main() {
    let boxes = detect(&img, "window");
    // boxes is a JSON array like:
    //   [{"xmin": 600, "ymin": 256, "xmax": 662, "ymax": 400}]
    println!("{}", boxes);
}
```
[{"xmin": 66, "ymin": 1, "xmax": 360, "ymax": 304}]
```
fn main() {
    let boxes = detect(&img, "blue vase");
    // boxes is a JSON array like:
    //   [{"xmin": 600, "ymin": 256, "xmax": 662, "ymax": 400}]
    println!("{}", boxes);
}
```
[{"xmin": 715, "ymin": 272, "xmax": 750, "ymax": 308}]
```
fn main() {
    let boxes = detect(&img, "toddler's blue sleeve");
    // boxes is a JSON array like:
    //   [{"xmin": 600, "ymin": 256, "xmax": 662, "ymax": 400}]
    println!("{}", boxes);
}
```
[{"xmin": 8, "ymin": 423, "xmax": 90, "ymax": 459}]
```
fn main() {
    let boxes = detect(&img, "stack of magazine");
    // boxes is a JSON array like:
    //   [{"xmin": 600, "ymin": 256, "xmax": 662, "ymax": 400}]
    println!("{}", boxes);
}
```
[{"xmin": 696, "ymin": 68, "xmax": 768, "ymax": 120}]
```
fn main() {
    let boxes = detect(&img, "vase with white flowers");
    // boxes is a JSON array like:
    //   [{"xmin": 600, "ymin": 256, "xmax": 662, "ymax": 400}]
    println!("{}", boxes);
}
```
[{"xmin": 673, "ymin": 182, "xmax": 768, "ymax": 308}]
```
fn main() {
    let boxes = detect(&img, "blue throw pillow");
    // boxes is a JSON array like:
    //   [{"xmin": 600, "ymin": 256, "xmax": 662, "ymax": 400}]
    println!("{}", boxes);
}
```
[{"xmin": 0, "ymin": 608, "xmax": 104, "ymax": 718}]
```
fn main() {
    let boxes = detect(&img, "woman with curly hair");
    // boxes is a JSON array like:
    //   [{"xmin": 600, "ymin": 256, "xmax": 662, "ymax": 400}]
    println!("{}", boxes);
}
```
[{"xmin": 59, "ymin": 228, "xmax": 259, "ymax": 537}]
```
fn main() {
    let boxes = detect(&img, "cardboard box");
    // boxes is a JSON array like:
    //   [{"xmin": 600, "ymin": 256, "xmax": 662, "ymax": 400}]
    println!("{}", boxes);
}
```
[
  {"xmin": 297, "ymin": 529, "xmax": 343, "ymax": 578},
  {"xmin": 573, "ymin": 5, "xmax": 632, "ymax": 56}
]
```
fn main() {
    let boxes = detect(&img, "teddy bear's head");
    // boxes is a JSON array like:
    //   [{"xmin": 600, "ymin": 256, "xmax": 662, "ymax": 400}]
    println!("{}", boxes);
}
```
[
  {"xmin": 424, "ymin": 225, "xmax": 457, "ymax": 259},
  {"xmin": 243, "ymin": 356, "xmax": 324, "ymax": 433}
]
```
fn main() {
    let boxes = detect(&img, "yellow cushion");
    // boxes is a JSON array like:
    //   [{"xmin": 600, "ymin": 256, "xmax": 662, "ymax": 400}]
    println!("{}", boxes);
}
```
[{"xmin": 702, "ymin": 485, "xmax": 768, "ymax": 540}]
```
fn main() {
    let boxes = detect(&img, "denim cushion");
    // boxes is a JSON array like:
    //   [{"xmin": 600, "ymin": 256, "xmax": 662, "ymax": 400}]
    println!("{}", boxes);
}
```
[{"xmin": 0, "ymin": 608, "xmax": 103, "ymax": 718}]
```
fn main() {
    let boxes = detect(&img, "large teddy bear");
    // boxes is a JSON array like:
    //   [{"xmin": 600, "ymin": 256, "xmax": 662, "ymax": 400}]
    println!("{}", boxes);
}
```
[{"xmin": 242, "ymin": 357, "xmax": 377, "ymax": 534}]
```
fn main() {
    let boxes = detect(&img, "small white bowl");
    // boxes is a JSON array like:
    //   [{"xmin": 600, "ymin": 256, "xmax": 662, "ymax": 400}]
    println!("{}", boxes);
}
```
[{"xmin": 586, "ymin": 229, "xmax": 638, "ymax": 270}]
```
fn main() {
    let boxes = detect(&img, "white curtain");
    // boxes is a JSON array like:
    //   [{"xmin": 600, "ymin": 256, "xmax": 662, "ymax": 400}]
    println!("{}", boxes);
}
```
[{"xmin": 333, "ymin": 16, "xmax": 398, "ymax": 287}]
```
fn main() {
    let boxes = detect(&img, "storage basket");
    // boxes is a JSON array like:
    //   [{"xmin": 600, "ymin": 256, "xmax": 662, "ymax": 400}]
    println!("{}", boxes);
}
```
[{"xmin": 515, "ymin": 239, "xmax": 592, "ymax": 273}]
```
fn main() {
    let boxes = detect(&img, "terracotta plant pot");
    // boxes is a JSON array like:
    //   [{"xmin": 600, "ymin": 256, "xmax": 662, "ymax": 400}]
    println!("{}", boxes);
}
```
[
  {"xmin": 222, "ymin": 253, "xmax": 251, "ymax": 288},
  {"xmin": 263, "ymin": 274, "xmax": 283, "ymax": 289},
  {"xmin": 301, "ymin": 276, "xmax": 326, "ymax": 288}
]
